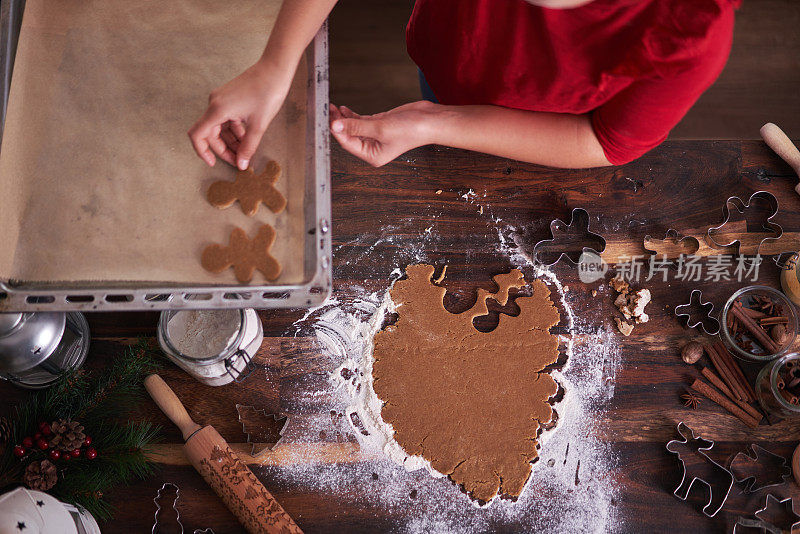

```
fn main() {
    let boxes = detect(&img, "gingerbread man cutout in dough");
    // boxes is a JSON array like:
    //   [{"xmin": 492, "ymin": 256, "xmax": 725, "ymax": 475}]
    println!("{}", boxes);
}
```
[
  {"xmin": 201, "ymin": 224, "xmax": 281, "ymax": 282},
  {"xmin": 207, "ymin": 160, "xmax": 287, "ymax": 216}
]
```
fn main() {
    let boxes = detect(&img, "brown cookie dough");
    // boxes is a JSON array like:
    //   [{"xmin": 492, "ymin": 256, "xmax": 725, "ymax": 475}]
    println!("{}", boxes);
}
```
[
  {"xmin": 207, "ymin": 160, "xmax": 287, "ymax": 216},
  {"xmin": 200, "ymin": 224, "xmax": 281, "ymax": 283},
  {"xmin": 372, "ymin": 264, "xmax": 561, "ymax": 502}
]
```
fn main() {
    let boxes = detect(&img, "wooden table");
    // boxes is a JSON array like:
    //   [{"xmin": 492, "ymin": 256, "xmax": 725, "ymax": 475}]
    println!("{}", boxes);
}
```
[{"xmin": 3, "ymin": 141, "xmax": 800, "ymax": 533}]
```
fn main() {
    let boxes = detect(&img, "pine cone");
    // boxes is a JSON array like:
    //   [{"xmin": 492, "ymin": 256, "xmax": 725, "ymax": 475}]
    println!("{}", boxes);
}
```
[
  {"xmin": 50, "ymin": 419, "xmax": 86, "ymax": 451},
  {"xmin": 23, "ymin": 460, "xmax": 57, "ymax": 491}
]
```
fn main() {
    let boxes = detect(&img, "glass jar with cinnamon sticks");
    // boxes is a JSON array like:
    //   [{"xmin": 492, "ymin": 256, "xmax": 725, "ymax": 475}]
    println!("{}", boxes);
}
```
[
  {"xmin": 755, "ymin": 353, "xmax": 800, "ymax": 418},
  {"xmin": 721, "ymin": 286, "xmax": 798, "ymax": 363}
]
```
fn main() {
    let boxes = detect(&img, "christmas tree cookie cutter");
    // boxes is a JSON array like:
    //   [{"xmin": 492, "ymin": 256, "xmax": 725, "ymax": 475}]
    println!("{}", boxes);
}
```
[
  {"xmin": 730, "ymin": 444, "xmax": 790, "ymax": 494},
  {"xmin": 665, "ymin": 422, "xmax": 734, "ymax": 517},
  {"xmin": 674, "ymin": 290, "xmax": 721, "ymax": 336}
]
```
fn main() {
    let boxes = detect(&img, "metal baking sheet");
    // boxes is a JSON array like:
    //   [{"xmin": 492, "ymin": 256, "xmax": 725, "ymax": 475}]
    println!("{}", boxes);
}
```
[{"xmin": 0, "ymin": 0, "xmax": 331, "ymax": 312}]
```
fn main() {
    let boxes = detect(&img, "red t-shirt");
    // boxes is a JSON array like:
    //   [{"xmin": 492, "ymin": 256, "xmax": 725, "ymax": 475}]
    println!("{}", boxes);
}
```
[{"xmin": 406, "ymin": 0, "xmax": 738, "ymax": 164}]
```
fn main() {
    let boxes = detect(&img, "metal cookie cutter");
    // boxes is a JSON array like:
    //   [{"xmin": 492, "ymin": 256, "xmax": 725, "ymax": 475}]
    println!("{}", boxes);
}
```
[
  {"xmin": 730, "ymin": 444, "xmax": 791, "ymax": 494},
  {"xmin": 531, "ymin": 208, "xmax": 606, "ymax": 267},
  {"xmin": 152, "ymin": 483, "xmax": 184, "ymax": 534},
  {"xmin": 733, "ymin": 494, "xmax": 800, "ymax": 534},
  {"xmin": 707, "ymin": 191, "xmax": 783, "ymax": 257},
  {"xmin": 643, "ymin": 229, "xmax": 700, "ymax": 259},
  {"xmin": 674, "ymin": 290, "xmax": 721, "ymax": 336},
  {"xmin": 666, "ymin": 422, "xmax": 734, "ymax": 517}
]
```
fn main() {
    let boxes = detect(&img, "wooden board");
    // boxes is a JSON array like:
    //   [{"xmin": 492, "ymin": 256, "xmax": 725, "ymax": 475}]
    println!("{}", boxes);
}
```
[{"xmin": 2, "ymin": 140, "xmax": 800, "ymax": 532}]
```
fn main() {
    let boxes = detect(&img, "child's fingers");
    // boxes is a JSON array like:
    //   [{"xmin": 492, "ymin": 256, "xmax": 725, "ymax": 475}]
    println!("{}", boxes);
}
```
[
  {"xmin": 236, "ymin": 121, "xmax": 269, "ymax": 170},
  {"xmin": 229, "ymin": 120, "xmax": 246, "ymax": 141},
  {"xmin": 188, "ymin": 135, "xmax": 216, "ymax": 167},
  {"xmin": 208, "ymin": 134, "xmax": 237, "ymax": 166},
  {"xmin": 331, "ymin": 117, "xmax": 381, "ymax": 140},
  {"xmin": 220, "ymin": 127, "xmax": 241, "ymax": 152},
  {"xmin": 339, "ymin": 106, "xmax": 362, "ymax": 119}
]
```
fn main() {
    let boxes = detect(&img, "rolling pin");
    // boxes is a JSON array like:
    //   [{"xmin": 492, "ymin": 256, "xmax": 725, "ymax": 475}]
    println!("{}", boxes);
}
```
[
  {"xmin": 144, "ymin": 374, "xmax": 303, "ymax": 534},
  {"xmin": 760, "ymin": 122, "xmax": 800, "ymax": 195}
]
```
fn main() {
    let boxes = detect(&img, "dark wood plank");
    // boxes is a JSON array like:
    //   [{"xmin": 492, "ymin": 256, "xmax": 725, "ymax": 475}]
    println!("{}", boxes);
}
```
[{"xmin": 3, "ymin": 140, "xmax": 800, "ymax": 533}]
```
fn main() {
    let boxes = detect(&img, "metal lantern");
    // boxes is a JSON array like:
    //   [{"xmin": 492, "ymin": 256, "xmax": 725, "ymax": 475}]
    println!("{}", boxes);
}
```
[
  {"xmin": 0, "ymin": 312, "xmax": 90, "ymax": 388},
  {"xmin": 0, "ymin": 487, "xmax": 100, "ymax": 534}
]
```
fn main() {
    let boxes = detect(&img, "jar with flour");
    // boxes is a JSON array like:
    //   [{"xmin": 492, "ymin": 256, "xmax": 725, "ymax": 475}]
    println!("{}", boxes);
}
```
[{"xmin": 157, "ymin": 309, "xmax": 263, "ymax": 386}]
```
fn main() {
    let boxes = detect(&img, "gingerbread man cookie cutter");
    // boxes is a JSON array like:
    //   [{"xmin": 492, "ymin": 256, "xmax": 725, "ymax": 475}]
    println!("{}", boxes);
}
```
[
  {"xmin": 201, "ymin": 225, "xmax": 281, "ymax": 283},
  {"xmin": 207, "ymin": 160, "xmax": 287, "ymax": 217},
  {"xmin": 706, "ymin": 191, "xmax": 783, "ymax": 258},
  {"xmin": 531, "ymin": 208, "xmax": 606, "ymax": 267},
  {"xmin": 674, "ymin": 290, "xmax": 721, "ymax": 336}
]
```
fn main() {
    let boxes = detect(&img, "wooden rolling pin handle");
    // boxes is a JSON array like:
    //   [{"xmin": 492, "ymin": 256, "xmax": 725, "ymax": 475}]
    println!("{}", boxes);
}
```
[
  {"xmin": 144, "ymin": 374, "xmax": 202, "ymax": 441},
  {"xmin": 760, "ymin": 123, "xmax": 800, "ymax": 178}
]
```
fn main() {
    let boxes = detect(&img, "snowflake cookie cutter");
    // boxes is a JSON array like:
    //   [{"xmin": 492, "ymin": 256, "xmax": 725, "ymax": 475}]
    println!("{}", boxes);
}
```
[
  {"xmin": 674, "ymin": 290, "xmax": 721, "ymax": 336},
  {"xmin": 730, "ymin": 444, "xmax": 791, "ymax": 494},
  {"xmin": 733, "ymin": 494, "xmax": 800, "ymax": 534},
  {"xmin": 666, "ymin": 422, "xmax": 734, "ymax": 517},
  {"xmin": 706, "ymin": 191, "xmax": 783, "ymax": 258},
  {"xmin": 531, "ymin": 208, "xmax": 606, "ymax": 267}
]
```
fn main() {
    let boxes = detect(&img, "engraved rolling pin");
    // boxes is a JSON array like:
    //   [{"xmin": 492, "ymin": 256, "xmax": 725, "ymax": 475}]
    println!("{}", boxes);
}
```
[
  {"xmin": 760, "ymin": 122, "xmax": 800, "ymax": 195},
  {"xmin": 144, "ymin": 374, "xmax": 302, "ymax": 534}
]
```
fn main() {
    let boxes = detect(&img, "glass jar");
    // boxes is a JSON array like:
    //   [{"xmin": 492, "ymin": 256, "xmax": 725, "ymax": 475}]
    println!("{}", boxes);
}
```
[
  {"xmin": 720, "ymin": 285, "xmax": 798, "ymax": 363},
  {"xmin": 756, "ymin": 352, "xmax": 800, "ymax": 419},
  {"xmin": 157, "ymin": 308, "xmax": 263, "ymax": 386}
]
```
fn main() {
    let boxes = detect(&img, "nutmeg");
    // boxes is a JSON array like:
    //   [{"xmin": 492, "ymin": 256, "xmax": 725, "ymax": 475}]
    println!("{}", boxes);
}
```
[
  {"xmin": 681, "ymin": 341, "xmax": 704, "ymax": 364},
  {"xmin": 771, "ymin": 324, "xmax": 789, "ymax": 346}
]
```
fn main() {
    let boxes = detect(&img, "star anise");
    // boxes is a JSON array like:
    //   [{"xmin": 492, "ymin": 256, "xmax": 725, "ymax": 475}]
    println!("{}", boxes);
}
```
[{"xmin": 681, "ymin": 392, "xmax": 701, "ymax": 409}]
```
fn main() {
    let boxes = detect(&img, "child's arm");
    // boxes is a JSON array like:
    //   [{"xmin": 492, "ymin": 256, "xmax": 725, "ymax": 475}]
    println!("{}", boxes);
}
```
[
  {"xmin": 189, "ymin": 0, "xmax": 337, "ymax": 170},
  {"xmin": 330, "ymin": 101, "xmax": 611, "ymax": 169}
]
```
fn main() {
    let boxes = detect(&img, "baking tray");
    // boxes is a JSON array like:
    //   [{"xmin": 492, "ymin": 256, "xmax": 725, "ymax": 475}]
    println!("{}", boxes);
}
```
[{"xmin": 0, "ymin": 0, "xmax": 332, "ymax": 312}]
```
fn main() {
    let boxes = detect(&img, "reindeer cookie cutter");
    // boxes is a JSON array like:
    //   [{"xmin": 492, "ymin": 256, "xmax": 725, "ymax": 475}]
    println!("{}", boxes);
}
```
[
  {"xmin": 666, "ymin": 422, "xmax": 734, "ymax": 517},
  {"xmin": 531, "ymin": 208, "xmax": 606, "ymax": 267},
  {"xmin": 674, "ymin": 290, "xmax": 721, "ymax": 336}
]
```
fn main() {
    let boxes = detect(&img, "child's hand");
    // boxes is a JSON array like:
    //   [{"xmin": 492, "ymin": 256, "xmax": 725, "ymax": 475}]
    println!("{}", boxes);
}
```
[
  {"xmin": 189, "ymin": 62, "xmax": 291, "ymax": 170},
  {"xmin": 329, "ymin": 101, "xmax": 440, "ymax": 167}
]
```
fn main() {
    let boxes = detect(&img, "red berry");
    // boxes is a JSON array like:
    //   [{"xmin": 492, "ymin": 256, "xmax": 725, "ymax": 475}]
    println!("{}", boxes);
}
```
[
  {"xmin": 85, "ymin": 448, "xmax": 97, "ymax": 460},
  {"xmin": 62, "ymin": 452, "xmax": 71, "ymax": 461},
  {"xmin": 40, "ymin": 424, "xmax": 51, "ymax": 437},
  {"xmin": 49, "ymin": 449, "xmax": 61, "ymax": 461},
  {"xmin": 38, "ymin": 421, "xmax": 47, "ymax": 430},
  {"xmin": 83, "ymin": 436, "xmax": 92, "ymax": 447},
  {"xmin": 71, "ymin": 449, "xmax": 81, "ymax": 459},
  {"xmin": 33, "ymin": 432, "xmax": 41, "ymax": 440},
  {"xmin": 35, "ymin": 438, "xmax": 49, "ymax": 450},
  {"xmin": 12, "ymin": 445, "xmax": 26, "ymax": 458},
  {"xmin": 21, "ymin": 437, "xmax": 33, "ymax": 448}
]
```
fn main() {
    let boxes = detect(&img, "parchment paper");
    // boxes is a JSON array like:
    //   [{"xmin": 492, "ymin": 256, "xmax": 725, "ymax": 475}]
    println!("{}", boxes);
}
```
[{"xmin": 0, "ymin": 0, "xmax": 308, "ymax": 285}]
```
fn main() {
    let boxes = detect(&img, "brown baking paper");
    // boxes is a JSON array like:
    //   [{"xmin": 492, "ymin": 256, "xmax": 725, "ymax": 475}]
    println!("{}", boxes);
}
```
[{"xmin": 0, "ymin": 0, "xmax": 308, "ymax": 285}]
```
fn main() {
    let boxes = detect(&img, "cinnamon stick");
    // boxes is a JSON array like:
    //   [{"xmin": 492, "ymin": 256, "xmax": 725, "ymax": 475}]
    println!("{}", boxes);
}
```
[
  {"xmin": 714, "ymin": 341, "xmax": 757, "ymax": 403},
  {"xmin": 742, "ymin": 307, "xmax": 768, "ymax": 319},
  {"xmin": 700, "ymin": 367, "xmax": 763, "ymax": 422},
  {"xmin": 706, "ymin": 343, "xmax": 745, "ymax": 401},
  {"xmin": 691, "ymin": 379, "xmax": 760, "ymax": 429},
  {"xmin": 731, "ymin": 301, "xmax": 780, "ymax": 354},
  {"xmin": 759, "ymin": 316, "xmax": 789, "ymax": 326}
]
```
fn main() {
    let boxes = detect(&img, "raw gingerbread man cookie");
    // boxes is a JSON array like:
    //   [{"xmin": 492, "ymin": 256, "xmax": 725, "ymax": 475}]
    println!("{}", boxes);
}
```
[
  {"xmin": 201, "ymin": 224, "xmax": 281, "ymax": 283},
  {"xmin": 207, "ymin": 160, "xmax": 287, "ymax": 216}
]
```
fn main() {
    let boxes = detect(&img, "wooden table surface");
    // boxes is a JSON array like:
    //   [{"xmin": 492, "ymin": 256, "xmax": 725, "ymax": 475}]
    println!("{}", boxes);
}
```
[{"xmin": 3, "ymin": 141, "xmax": 800, "ymax": 533}]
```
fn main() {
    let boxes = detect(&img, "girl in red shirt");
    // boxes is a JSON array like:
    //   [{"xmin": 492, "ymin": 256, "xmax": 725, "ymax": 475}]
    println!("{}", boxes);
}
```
[{"xmin": 189, "ymin": 0, "xmax": 738, "ymax": 169}]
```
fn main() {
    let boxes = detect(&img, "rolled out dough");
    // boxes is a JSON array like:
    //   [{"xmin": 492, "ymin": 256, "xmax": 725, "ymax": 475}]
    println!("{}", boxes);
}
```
[{"xmin": 372, "ymin": 264, "xmax": 562, "ymax": 502}]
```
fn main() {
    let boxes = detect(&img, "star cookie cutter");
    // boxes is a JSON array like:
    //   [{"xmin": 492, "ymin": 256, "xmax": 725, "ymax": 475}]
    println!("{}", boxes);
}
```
[
  {"xmin": 531, "ymin": 208, "xmax": 606, "ymax": 267},
  {"xmin": 674, "ymin": 290, "xmax": 721, "ymax": 336},
  {"xmin": 730, "ymin": 444, "xmax": 791, "ymax": 494},
  {"xmin": 707, "ymin": 191, "xmax": 783, "ymax": 257},
  {"xmin": 666, "ymin": 422, "xmax": 734, "ymax": 517},
  {"xmin": 733, "ymin": 494, "xmax": 800, "ymax": 534}
]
